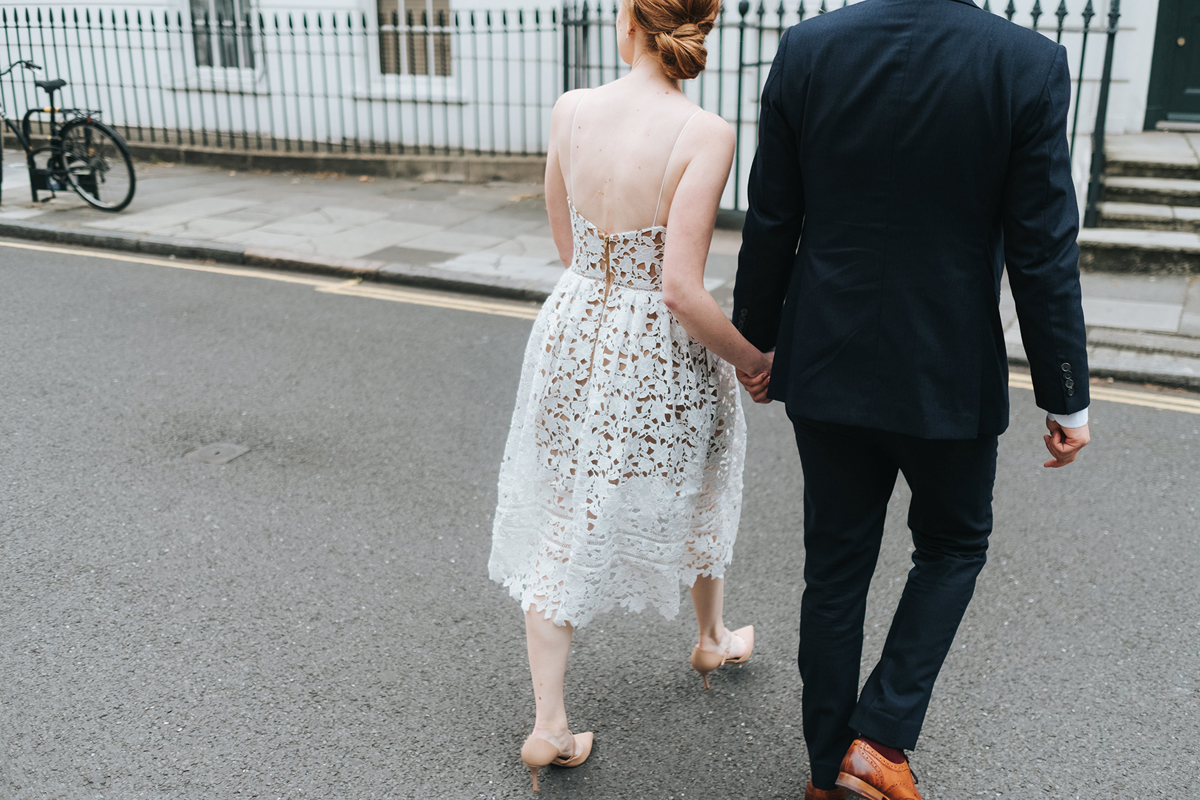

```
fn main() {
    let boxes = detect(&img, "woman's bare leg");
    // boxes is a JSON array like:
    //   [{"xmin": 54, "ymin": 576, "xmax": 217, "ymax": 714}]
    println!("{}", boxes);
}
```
[
  {"xmin": 525, "ymin": 607, "xmax": 575, "ymax": 752},
  {"xmin": 690, "ymin": 576, "xmax": 747, "ymax": 656}
]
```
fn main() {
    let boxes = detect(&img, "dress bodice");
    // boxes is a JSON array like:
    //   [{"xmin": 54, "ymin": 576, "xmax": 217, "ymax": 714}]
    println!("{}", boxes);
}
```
[{"xmin": 568, "ymin": 202, "xmax": 665, "ymax": 293}]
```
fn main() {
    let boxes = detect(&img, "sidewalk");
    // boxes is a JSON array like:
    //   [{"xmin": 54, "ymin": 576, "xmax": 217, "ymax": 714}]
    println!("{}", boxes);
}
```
[
  {"xmin": 3, "ymin": 159, "xmax": 1198, "ymax": 389},
  {"xmin": 0, "ymin": 160, "xmax": 739, "ymax": 305}
]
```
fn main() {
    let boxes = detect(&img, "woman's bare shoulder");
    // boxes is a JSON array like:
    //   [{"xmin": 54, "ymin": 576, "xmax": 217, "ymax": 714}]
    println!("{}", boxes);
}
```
[
  {"xmin": 683, "ymin": 108, "xmax": 735, "ymax": 156},
  {"xmin": 551, "ymin": 89, "xmax": 590, "ymax": 121}
]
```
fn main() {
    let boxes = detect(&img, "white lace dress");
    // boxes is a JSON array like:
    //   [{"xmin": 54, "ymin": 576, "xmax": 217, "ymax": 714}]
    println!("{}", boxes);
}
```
[{"xmin": 487, "ymin": 196, "xmax": 747, "ymax": 629}]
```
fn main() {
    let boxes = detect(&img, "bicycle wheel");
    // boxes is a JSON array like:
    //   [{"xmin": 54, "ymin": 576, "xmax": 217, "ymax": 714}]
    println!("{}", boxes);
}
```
[{"xmin": 59, "ymin": 118, "xmax": 135, "ymax": 212}]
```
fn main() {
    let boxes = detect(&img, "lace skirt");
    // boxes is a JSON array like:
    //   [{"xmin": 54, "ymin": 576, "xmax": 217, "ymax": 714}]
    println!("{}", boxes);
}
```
[{"xmin": 488, "ymin": 268, "xmax": 746, "ymax": 628}]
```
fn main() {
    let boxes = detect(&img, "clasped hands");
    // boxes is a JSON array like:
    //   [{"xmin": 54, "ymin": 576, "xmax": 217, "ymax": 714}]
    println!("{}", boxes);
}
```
[
  {"xmin": 736, "ymin": 350, "xmax": 774, "ymax": 404},
  {"xmin": 739, "ymin": 353, "xmax": 1092, "ymax": 469}
]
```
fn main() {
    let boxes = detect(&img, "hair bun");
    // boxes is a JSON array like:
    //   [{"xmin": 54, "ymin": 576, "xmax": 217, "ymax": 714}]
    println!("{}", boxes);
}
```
[{"xmin": 630, "ymin": 0, "xmax": 719, "ymax": 80}]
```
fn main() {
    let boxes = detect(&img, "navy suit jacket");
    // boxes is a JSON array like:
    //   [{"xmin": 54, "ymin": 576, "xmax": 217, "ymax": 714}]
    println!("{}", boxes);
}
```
[{"xmin": 732, "ymin": 0, "xmax": 1089, "ymax": 439}]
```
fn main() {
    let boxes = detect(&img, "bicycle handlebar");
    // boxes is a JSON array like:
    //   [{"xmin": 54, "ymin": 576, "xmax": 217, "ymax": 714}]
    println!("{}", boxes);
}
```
[{"xmin": 0, "ymin": 60, "xmax": 40, "ymax": 77}]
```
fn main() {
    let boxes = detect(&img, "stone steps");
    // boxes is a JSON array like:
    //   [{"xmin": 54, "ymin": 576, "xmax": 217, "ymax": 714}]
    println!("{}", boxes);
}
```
[
  {"xmin": 1101, "ymin": 175, "xmax": 1200, "ymax": 207},
  {"xmin": 1088, "ymin": 146, "xmax": 1200, "ymax": 272},
  {"xmin": 1102, "ymin": 131, "xmax": 1200, "ymax": 180},
  {"xmin": 1096, "ymin": 202, "xmax": 1200, "ymax": 233},
  {"xmin": 1078, "ymin": 228, "xmax": 1200, "ymax": 275},
  {"xmin": 1105, "ymin": 160, "xmax": 1200, "ymax": 180}
]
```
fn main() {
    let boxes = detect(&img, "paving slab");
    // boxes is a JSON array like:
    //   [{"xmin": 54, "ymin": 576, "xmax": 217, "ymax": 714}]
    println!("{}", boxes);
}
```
[
  {"xmin": 85, "ymin": 196, "xmax": 263, "ymax": 233},
  {"xmin": 177, "ymin": 216, "xmax": 265, "ymax": 239},
  {"xmin": 1081, "ymin": 297, "xmax": 1182, "ymax": 332},
  {"xmin": 309, "ymin": 220, "xmax": 445, "ymax": 259},
  {"xmin": 1078, "ymin": 272, "xmax": 1191, "ymax": 304},
  {"xmin": 1184, "ymin": 278, "xmax": 1200, "ymax": 337}
]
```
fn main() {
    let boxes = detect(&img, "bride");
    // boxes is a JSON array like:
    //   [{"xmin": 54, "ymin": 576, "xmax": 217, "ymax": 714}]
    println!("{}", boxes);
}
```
[{"xmin": 488, "ymin": 0, "xmax": 773, "ymax": 789}]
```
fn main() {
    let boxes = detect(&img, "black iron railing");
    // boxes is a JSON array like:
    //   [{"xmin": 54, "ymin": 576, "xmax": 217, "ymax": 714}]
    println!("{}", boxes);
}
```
[
  {"xmin": 564, "ymin": 0, "xmax": 1122, "ymax": 213},
  {"xmin": 0, "ymin": 3, "xmax": 1120, "ymax": 212},
  {"xmin": 0, "ymin": 6, "xmax": 561, "ymax": 157}
]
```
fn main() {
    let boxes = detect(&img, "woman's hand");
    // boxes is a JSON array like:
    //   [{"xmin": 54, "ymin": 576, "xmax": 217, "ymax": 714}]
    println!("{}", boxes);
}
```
[{"xmin": 736, "ymin": 350, "xmax": 773, "ymax": 404}]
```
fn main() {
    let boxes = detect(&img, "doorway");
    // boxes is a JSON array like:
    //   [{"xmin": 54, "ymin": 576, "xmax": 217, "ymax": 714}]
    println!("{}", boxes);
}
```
[{"xmin": 1145, "ymin": 0, "xmax": 1200, "ymax": 127}]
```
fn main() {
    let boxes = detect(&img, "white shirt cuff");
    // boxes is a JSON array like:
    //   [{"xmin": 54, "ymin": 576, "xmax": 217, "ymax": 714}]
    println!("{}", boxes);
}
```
[{"xmin": 1046, "ymin": 407, "xmax": 1089, "ymax": 428}]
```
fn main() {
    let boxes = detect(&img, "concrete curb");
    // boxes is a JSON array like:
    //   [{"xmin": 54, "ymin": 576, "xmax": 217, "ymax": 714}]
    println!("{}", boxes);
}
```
[
  {"xmin": 7, "ymin": 217, "xmax": 1199, "ymax": 391},
  {"xmin": 0, "ymin": 218, "xmax": 553, "ymax": 304},
  {"xmin": 1008, "ymin": 347, "xmax": 1200, "ymax": 392}
]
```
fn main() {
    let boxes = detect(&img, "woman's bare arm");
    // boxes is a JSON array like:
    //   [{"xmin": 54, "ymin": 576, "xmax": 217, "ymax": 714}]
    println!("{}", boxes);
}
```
[
  {"xmin": 662, "ymin": 113, "xmax": 772, "ymax": 379},
  {"xmin": 545, "ymin": 91, "xmax": 587, "ymax": 267}
]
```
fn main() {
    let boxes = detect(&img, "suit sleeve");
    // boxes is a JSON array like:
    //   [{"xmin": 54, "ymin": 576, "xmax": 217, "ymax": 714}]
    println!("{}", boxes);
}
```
[
  {"xmin": 1002, "ymin": 45, "xmax": 1089, "ymax": 415},
  {"xmin": 731, "ymin": 30, "xmax": 805, "ymax": 353}
]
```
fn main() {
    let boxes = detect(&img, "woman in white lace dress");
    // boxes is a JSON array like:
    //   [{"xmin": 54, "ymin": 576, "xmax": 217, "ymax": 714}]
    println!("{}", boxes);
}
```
[{"xmin": 488, "ymin": 0, "xmax": 773, "ymax": 788}]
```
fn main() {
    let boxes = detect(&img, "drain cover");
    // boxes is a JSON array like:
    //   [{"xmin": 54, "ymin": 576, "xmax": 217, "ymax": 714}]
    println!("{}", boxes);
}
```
[{"xmin": 185, "ymin": 442, "xmax": 250, "ymax": 464}]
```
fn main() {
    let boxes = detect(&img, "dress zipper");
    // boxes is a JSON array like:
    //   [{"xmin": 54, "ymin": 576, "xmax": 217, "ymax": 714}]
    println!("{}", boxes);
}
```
[{"xmin": 585, "ymin": 233, "xmax": 615, "ymax": 384}]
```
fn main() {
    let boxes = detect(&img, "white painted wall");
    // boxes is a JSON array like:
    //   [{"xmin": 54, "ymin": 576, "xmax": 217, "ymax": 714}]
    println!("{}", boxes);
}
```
[{"xmin": 0, "ymin": 0, "xmax": 1163, "ymax": 210}]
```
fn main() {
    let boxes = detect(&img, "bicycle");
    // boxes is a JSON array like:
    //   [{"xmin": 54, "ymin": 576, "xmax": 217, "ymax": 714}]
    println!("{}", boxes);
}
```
[{"xmin": 0, "ymin": 60, "xmax": 135, "ymax": 212}]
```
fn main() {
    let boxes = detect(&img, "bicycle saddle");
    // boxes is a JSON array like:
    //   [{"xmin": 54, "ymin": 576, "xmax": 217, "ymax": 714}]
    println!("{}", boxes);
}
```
[{"xmin": 35, "ymin": 78, "xmax": 66, "ymax": 93}]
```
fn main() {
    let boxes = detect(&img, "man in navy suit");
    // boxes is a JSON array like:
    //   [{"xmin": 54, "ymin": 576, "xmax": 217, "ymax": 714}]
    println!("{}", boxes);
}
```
[{"xmin": 732, "ymin": 0, "xmax": 1092, "ymax": 797}]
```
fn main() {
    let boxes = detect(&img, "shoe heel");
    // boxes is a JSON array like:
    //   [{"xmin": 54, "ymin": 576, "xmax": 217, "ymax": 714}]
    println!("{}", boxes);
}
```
[
  {"xmin": 690, "ymin": 647, "xmax": 724, "ymax": 691},
  {"xmin": 836, "ymin": 772, "xmax": 887, "ymax": 800},
  {"xmin": 528, "ymin": 764, "xmax": 541, "ymax": 793},
  {"xmin": 521, "ymin": 737, "xmax": 561, "ymax": 794}
]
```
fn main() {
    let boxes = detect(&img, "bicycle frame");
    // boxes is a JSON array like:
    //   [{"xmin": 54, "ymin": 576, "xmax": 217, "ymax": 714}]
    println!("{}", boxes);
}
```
[
  {"xmin": 0, "ymin": 102, "xmax": 93, "ymax": 204},
  {"xmin": 0, "ymin": 60, "xmax": 122, "ymax": 209}
]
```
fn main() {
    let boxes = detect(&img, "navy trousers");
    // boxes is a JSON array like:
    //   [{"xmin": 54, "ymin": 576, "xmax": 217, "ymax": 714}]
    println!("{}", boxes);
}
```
[{"xmin": 790, "ymin": 415, "xmax": 998, "ymax": 788}]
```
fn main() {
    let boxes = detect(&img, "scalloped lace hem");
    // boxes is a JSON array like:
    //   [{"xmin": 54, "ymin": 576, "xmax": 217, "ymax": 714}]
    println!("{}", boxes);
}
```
[{"xmin": 493, "ymin": 559, "xmax": 732, "ymax": 629}]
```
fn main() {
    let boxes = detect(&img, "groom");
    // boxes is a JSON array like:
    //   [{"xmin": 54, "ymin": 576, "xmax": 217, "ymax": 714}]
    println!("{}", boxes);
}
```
[{"xmin": 732, "ymin": 0, "xmax": 1091, "ymax": 798}]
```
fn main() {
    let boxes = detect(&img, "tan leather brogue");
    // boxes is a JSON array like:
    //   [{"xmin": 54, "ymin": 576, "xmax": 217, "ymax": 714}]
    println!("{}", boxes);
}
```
[
  {"xmin": 835, "ymin": 738, "xmax": 923, "ymax": 800},
  {"xmin": 805, "ymin": 780, "xmax": 849, "ymax": 800}
]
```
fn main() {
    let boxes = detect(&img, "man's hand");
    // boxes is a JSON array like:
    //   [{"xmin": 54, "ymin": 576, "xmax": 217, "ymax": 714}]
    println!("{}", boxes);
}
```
[
  {"xmin": 1043, "ymin": 418, "xmax": 1090, "ymax": 468},
  {"xmin": 737, "ymin": 351, "xmax": 774, "ymax": 404}
]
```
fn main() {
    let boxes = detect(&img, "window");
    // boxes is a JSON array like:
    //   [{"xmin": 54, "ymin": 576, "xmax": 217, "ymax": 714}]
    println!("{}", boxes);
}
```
[
  {"xmin": 378, "ymin": 0, "xmax": 451, "ymax": 77},
  {"xmin": 191, "ymin": 0, "xmax": 255, "ymax": 69}
]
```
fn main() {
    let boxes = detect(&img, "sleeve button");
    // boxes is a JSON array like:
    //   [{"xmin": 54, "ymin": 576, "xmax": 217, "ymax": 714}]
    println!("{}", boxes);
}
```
[{"xmin": 1061, "ymin": 362, "xmax": 1071, "ymax": 372}]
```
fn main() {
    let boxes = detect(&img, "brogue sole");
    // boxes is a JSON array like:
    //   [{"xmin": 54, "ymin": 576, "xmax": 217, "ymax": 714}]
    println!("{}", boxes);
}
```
[{"xmin": 835, "ymin": 773, "xmax": 888, "ymax": 800}]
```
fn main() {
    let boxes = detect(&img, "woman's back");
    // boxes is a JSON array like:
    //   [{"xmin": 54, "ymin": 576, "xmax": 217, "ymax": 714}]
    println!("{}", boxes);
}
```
[{"xmin": 559, "ymin": 81, "xmax": 707, "ymax": 234}]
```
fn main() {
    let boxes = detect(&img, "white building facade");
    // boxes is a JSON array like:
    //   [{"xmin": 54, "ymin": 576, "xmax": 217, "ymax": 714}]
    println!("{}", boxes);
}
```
[{"xmin": 0, "ymin": 0, "xmax": 1190, "ymax": 209}]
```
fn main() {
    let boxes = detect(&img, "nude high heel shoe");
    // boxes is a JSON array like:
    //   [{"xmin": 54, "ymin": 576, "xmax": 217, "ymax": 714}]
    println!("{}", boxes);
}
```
[
  {"xmin": 690, "ymin": 625, "xmax": 754, "ymax": 690},
  {"xmin": 520, "ymin": 731, "xmax": 593, "ymax": 793}
]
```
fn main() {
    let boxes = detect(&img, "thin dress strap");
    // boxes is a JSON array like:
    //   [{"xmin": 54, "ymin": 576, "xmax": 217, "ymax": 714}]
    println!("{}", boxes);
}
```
[
  {"xmin": 567, "ymin": 91, "xmax": 587, "ymax": 202},
  {"xmin": 653, "ymin": 109, "xmax": 704, "ymax": 227}
]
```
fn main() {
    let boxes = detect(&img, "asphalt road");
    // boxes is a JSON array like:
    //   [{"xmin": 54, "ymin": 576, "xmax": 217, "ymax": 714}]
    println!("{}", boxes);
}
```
[{"xmin": 2, "ymin": 240, "xmax": 1198, "ymax": 800}]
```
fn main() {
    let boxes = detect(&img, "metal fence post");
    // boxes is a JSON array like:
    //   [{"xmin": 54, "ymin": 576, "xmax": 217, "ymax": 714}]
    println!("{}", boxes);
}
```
[
  {"xmin": 1083, "ymin": 0, "xmax": 1120, "ymax": 228},
  {"xmin": 1069, "ymin": 0, "xmax": 1094, "ymax": 162},
  {"xmin": 733, "ymin": 0, "xmax": 748, "ymax": 210},
  {"xmin": 561, "ymin": 2, "xmax": 569, "ymax": 93}
]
